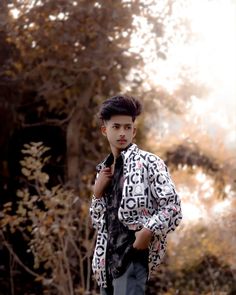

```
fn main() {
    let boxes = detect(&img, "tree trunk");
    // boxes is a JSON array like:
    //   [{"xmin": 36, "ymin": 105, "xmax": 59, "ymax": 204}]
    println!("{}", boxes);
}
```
[
  {"xmin": 66, "ymin": 107, "xmax": 81, "ymax": 191},
  {"xmin": 66, "ymin": 79, "xmax": 95, "ymax": 191}
]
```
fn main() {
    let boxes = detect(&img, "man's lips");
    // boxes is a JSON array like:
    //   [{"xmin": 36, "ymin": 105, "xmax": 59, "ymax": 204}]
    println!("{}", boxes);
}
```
[{"xmin": 117, "ymin": 139, "xmax": 127, "ymax": 144}]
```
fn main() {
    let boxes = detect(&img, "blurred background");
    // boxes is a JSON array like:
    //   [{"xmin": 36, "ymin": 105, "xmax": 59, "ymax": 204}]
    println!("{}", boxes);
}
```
[{"xmin": 0, "ymin": 0, "xmax": 235, "ymax": 294}]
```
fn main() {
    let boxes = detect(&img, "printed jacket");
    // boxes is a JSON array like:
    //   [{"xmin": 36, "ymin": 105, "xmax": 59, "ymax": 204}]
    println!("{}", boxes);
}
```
[{"xmin": 90, "ymin": 144, "xmax": 182, "ymax": 288}]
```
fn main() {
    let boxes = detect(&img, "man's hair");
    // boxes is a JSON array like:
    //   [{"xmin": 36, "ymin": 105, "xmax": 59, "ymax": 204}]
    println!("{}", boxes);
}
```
[{"xmin": 98, "ymin": 95, "xmax": 142, "ymax": 122}]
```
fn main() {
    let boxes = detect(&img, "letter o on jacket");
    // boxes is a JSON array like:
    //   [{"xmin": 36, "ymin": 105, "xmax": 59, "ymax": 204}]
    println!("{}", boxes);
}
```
[{"xmin": 126, "ymin": 198, "xmax": 136, "ymax": 210}]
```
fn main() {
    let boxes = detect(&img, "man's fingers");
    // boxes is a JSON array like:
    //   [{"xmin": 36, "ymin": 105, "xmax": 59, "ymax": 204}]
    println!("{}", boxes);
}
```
[
  {"xmin": 104, "ymin": 174, "xmax": 113, "ymax": 179},
  {"xmin": 101, "ymin": 167, "xmax": 111, "ymax": 172},
  {"xmin": 101, "ymin": 171, "xmax": 112, "ymax": 176},
  {"xmin": 100, "ymin": 168, "xmax": 113, "ymax": 177},
  {"xmin": 98, "ymin": 170, "xmax": 113, "ymax": 182}
]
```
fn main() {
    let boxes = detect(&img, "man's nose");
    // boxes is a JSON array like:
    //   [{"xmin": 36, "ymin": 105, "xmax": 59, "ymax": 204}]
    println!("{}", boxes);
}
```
[
  {"xmin": 119, "ymin": 129, "xmax": 125, "ymax": 138},
  {"xmin": 119, "ymin": 127, "xmax": 127, "ymax": 136}
]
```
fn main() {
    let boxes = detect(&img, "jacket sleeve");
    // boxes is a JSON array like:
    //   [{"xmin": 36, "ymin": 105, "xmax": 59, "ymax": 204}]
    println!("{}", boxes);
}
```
[
  {"xmin": 144, "ymin": 158, "xmax": 182, "ymax": 237},
  {"xmin": 89, "ymin": 195, "xmax": 106, "ymax": 230},
  {"xmin": 89, "ymin": 173, "xmax": 106, "ymax": 230}
]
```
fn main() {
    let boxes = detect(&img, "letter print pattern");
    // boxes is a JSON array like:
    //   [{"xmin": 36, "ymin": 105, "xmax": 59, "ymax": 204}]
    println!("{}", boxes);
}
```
[{"xmin": 90, "ymin": 144, "xmax": 182, "ymax": 288}]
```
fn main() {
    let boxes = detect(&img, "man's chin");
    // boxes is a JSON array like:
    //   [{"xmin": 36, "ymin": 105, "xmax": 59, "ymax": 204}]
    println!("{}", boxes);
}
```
[{"xmin": 117, "ymin": 142, "xmax": 130, "ymax": 150}]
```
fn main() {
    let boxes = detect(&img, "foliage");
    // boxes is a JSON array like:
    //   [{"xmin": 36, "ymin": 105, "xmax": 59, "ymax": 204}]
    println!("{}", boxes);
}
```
[
  {"xmin": 148, "ymin": 254, "xmax": 236, "ymax": 295},
  {"xmin": 143, "ymin": 113, "xmax": 236, "ymax": 294},
  {"xmin": 1, "ymin": 0, "xmax": 146, "ymax": 122},
  {"xmin": 150, "ymin": 221, "xmax": 236, "ymax": 294},
  {"xmin": 0, "ymin": 142, "xmax": 95, "ymax": 295},
  {"xmin": 146, "ymin": 204, "xmax": 236, "ymax": 295},
  {"xmin": 0, "ymin": 0, "xmax": 142, "ymax": 191}
]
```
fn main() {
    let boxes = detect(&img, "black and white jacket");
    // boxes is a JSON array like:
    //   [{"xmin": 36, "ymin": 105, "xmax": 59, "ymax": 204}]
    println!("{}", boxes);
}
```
[{"xmin": 90, "ymin": 144, "xmax": 182, "ymax": 287}]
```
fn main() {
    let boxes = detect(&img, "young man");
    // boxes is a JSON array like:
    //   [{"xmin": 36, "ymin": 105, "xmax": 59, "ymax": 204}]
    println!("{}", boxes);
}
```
[{"xmin": 90, "ymin": 95, "xmax": 182, "ymax": 295}]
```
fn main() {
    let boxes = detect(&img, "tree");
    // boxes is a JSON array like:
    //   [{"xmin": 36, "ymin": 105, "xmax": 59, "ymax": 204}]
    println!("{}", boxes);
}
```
[
  {"xmin": 1, "ymin": 0, "xmax": 142, "ymax": 192},
  {"xmin": 2, "ymin": 0, "xmax": 197, "ymax": 192}
]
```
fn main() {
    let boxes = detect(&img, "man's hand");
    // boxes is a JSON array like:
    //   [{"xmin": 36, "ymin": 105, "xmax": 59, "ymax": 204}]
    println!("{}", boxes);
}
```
[
  {"xmin": 93, "ymin": 167, "xmax": 113, "ymax": 198},
  {"xmin": 133, "ymin": 228, "xmax": 153, "ymax": 250}
]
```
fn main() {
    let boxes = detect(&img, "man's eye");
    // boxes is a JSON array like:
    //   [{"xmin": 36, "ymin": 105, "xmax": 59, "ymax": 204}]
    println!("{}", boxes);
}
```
[
  {"xmin": 113, "ymin": 126, "xmax": 119, "ymax": 129},
  {"xmin": 125, "ymin": 126, "xmax": 131, "ymax": 130}
]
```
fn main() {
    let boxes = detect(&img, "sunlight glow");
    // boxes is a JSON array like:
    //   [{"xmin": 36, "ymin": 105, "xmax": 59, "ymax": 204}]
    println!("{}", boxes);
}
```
[
  {"xmin": 49, "ymin": 12, "xmax": 69, "ymax": 21},
  {"xmin": 193, "ymin": 0, "xmax": 236, "ymax": 120},
  {"xmin": 9, "ymin": 1, "xmax": 43, "ymax": 19},
  {"xmin": 177, "ymin": 182, "xmax": 208, "ymax": 224},
  {"xmin": 174, "ymin": 168, "xmax": 234, "ymax": 224},
  {"xmin": 212, "ymin": 199, "xmax": 231, "ymax": 214},
  {"xmin": 163, "ymin": 0, "xmax": 235, "ymax": 96},
  {"xmin": 194, "ymin": 170, "xmax": 215, "ymax": 199},
  {"xmin": 130, "ymin": 0, "xmax": 236, "ymax": 150},
  {"xmin": 10, "ymin": 8, "xmax": 20, "ymax": 19},
  {"xmin": 182, "ymin": 203, "xmax": 203, "ymax": 222}
]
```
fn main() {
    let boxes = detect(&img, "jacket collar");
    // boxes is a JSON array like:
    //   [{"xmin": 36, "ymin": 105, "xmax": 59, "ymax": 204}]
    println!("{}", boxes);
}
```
[
  {"xmin": 96, "ymin": 143, "xmax": 139, "ymax": 172},
  {"xmin": 121, "ymin": 143, "xmax": 138, "ymax": 159}
]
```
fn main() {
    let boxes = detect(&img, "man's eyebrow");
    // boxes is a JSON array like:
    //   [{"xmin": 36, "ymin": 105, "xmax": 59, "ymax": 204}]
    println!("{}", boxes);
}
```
[{"xmin": 112, "ymin": 123, "xmax": 132, "ymax": 126}]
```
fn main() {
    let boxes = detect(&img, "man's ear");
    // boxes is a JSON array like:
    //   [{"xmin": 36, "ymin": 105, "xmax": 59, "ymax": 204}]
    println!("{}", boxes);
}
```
[{"xmin": 101, "ymin": 125, "xmax": 107, "ymax": 137}]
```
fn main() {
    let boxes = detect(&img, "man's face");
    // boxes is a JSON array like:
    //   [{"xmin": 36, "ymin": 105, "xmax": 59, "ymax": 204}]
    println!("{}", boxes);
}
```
[{"xmin": 101, "ymin": 115, "xmax": 136, "ymax": 152}]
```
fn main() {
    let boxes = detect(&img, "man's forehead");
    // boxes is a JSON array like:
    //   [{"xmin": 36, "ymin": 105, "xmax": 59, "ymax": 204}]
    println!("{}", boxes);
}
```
[{"xmin": 108, "ymin": 115, "xmax": 133, "ymax": 124}]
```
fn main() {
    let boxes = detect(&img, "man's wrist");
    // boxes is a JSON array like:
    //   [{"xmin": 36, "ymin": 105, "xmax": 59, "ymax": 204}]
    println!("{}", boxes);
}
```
[
  {"xmin": 142, "ymin": 226, "xmax": 153, "ymax": 237},
  {"xmin": 93, "ymin": 193, "xmax": 103, "ymax": 199}
]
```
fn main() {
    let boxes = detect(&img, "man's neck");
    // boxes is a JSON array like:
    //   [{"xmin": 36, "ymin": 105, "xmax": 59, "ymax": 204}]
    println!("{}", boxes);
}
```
[
  {"xmin": 110, "ymin": 143, "xmax": 132, "ymax": 162},
  {"xmin": 110, "ymin": 148, "xmax": 120, "ymax": 163}
]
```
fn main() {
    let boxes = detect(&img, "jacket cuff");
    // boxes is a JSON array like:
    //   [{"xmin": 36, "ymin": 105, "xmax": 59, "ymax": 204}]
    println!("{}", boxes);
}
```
[
  {"xmin": 91, "ymin": 195, "xmax": 106, "ymax": 212},
  {"xmin": 144, "ymin": 215, "xmax": 166, "ymax": 237}
]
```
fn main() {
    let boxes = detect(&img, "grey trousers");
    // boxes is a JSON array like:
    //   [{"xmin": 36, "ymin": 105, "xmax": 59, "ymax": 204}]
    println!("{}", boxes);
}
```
[{"xmin": 100, "ymin": 261, "xmax": 148, "ymax": 295}]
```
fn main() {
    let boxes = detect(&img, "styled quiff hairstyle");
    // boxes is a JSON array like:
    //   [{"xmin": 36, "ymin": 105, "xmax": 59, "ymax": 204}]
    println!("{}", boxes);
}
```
[{"xmin": 98, "ymin": 95, "xmax": 142, "ymax": 122}]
